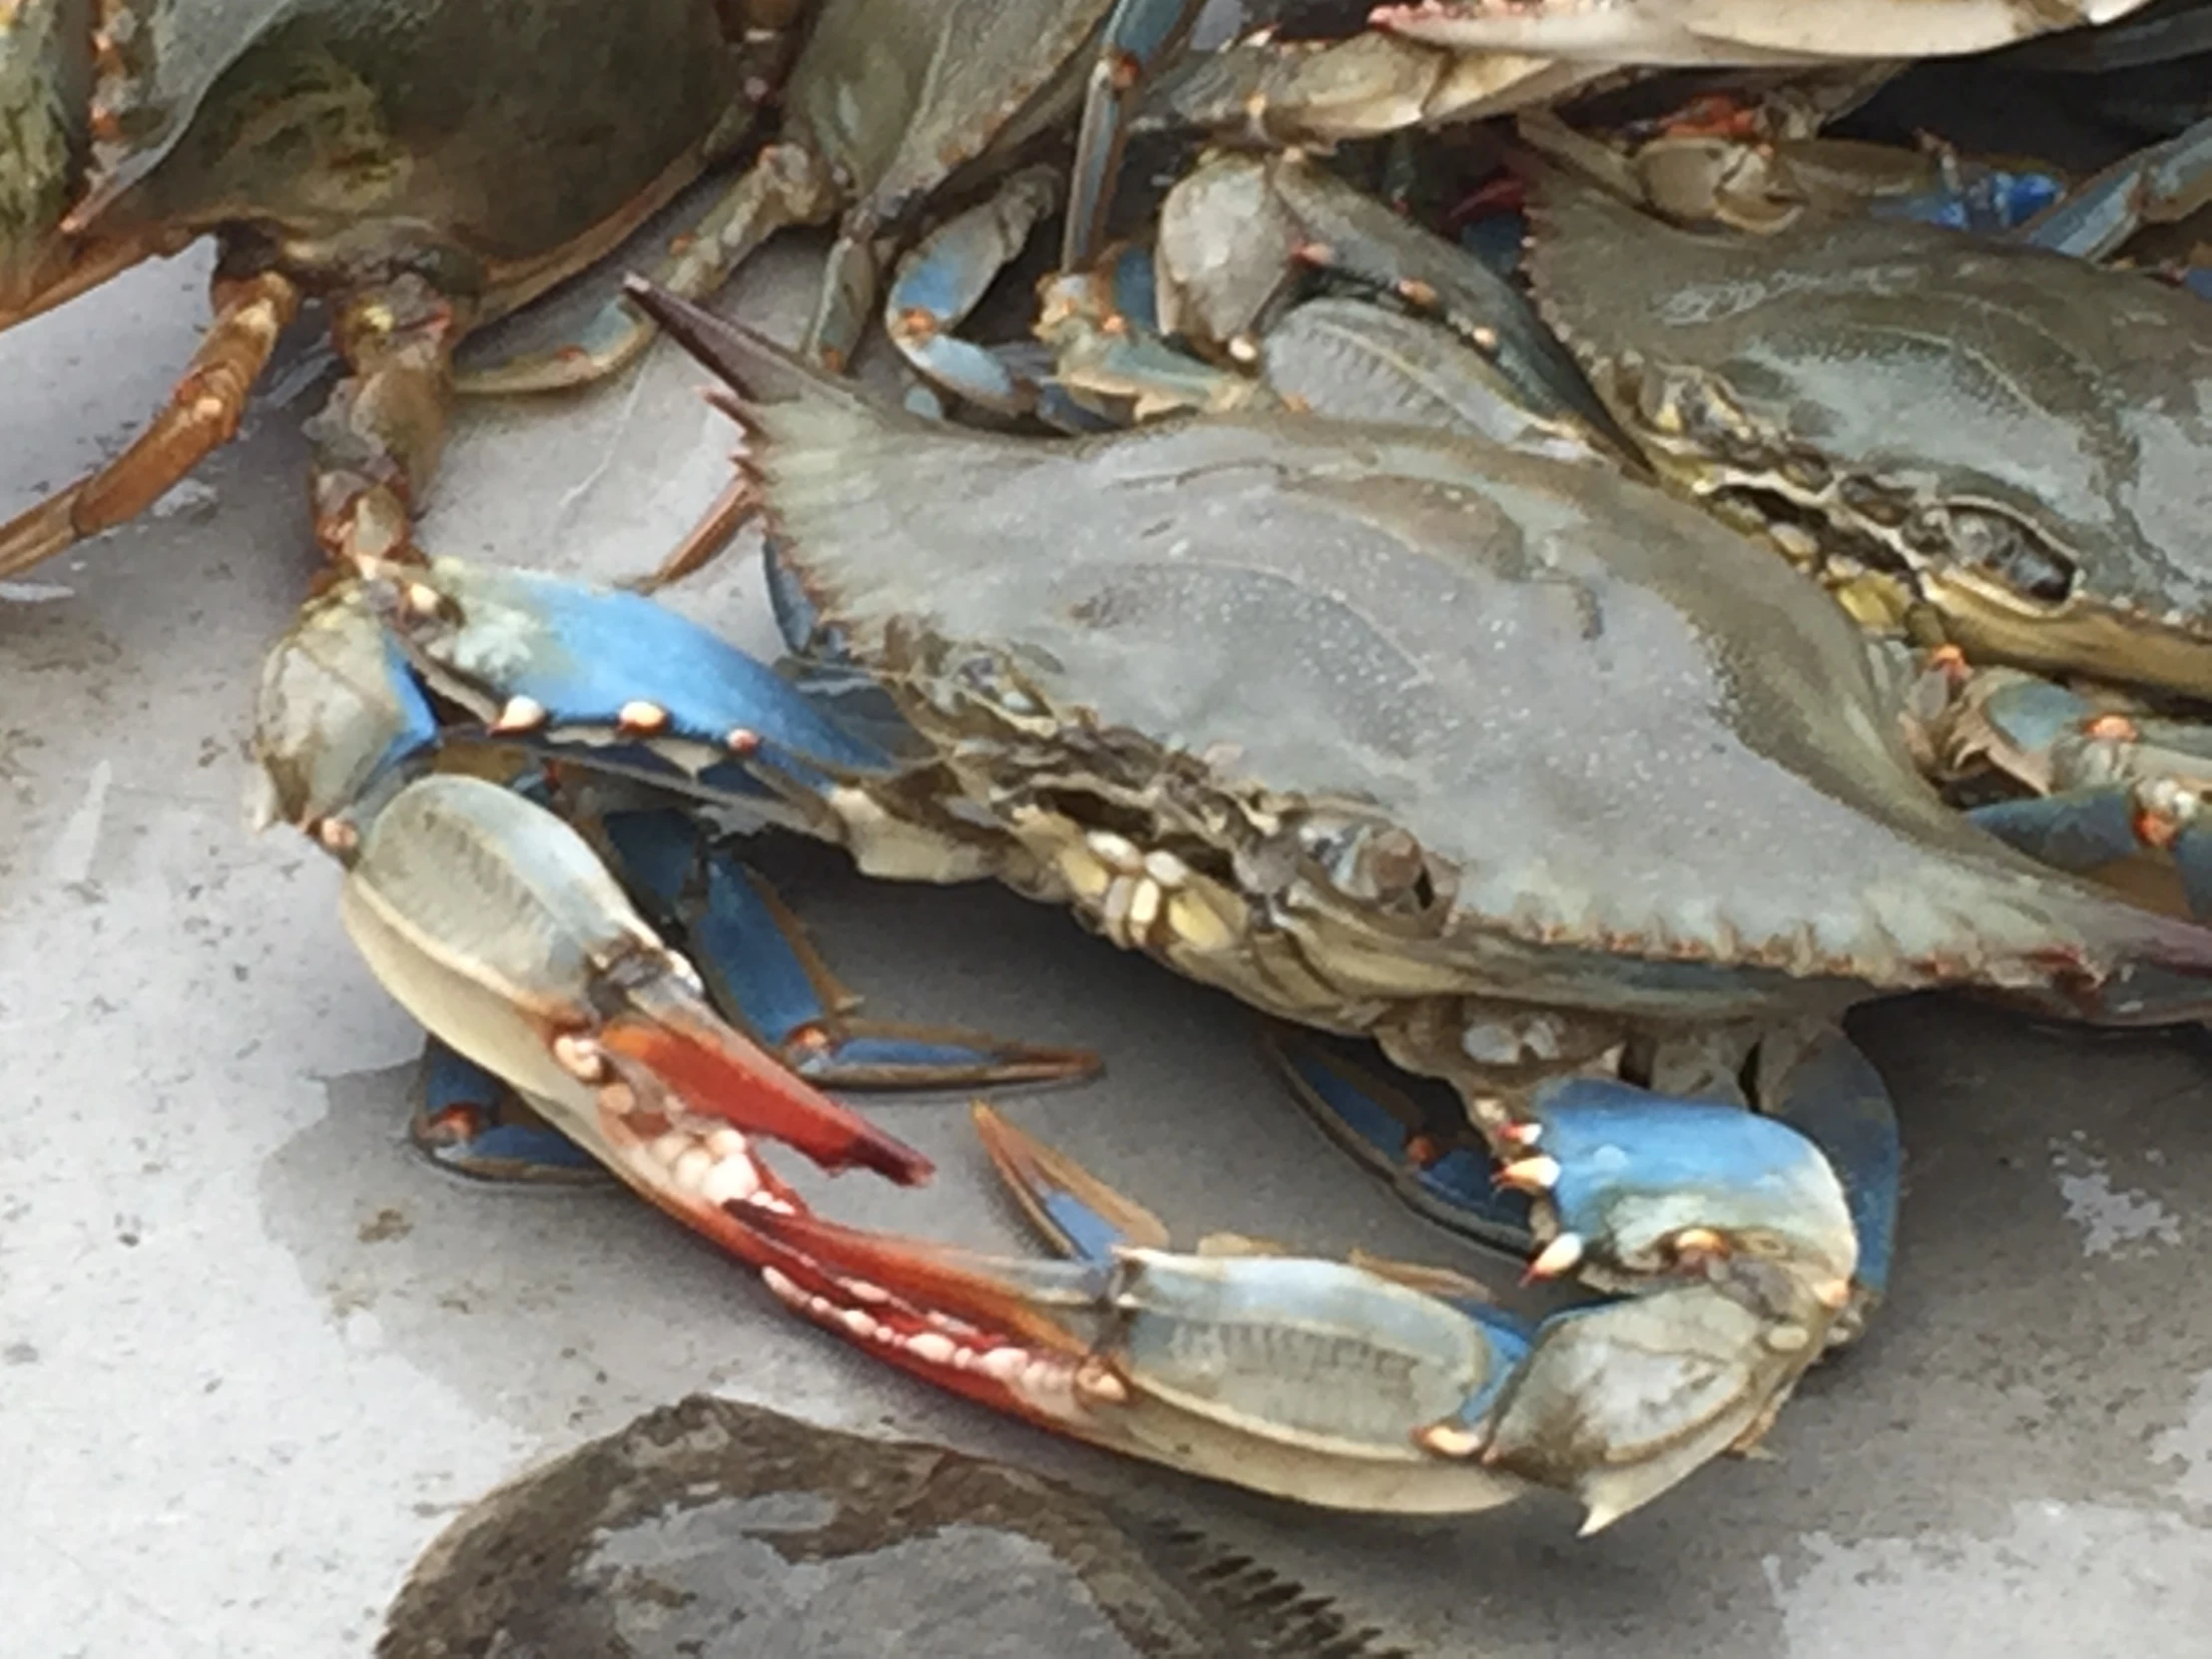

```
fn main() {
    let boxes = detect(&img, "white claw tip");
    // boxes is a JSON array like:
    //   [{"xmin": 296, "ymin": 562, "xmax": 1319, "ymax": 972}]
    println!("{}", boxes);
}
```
[
  {"xmin": 617, "ymin": 700, "xmax": 671, "ymax": 735},
  {"xmin": 726, "ymin": 727, "xmax": 761, "ymax": 755},
  {"xmin": 1527, "ymin": 1232, "xmax": 1585, "ymax": 1280},
  {"xmin": 1414, "ymin": 1422, "xmax": 1484, "ymax": 1459},
  {"xmin": 1578, "ymin": 1501, "xmax": 1625, "ymax": 1538},
  {"xmin": 491, "ymin": 695, "xmax": 548, "ymax": 734}
]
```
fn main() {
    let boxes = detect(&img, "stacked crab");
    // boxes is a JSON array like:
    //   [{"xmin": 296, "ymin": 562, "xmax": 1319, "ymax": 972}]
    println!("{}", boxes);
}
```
[{"xmin": 8, "ymin": 0, "xmax": 2212, "ymax": 1533}]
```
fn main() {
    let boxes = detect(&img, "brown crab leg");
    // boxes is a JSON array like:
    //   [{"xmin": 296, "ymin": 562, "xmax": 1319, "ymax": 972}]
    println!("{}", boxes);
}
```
[
  {"xmin": 0, "ymin": 267, "xmax": 299, "ymax": 578},
  {"xmin": 307, "ymin": 275, "xmax": 468, "ymax": 567}
]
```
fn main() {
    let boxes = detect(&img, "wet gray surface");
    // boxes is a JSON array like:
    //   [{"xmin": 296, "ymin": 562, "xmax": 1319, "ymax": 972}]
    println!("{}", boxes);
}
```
[{"xmin": 3, "ymin": 226, "xmax": 2211, "ymax": 1658}]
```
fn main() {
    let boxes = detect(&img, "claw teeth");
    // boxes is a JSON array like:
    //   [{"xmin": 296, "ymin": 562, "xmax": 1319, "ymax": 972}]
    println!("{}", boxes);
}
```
[
  {"xmin": 553, "ymin": 1032, "xmax": 607, "ymax": 1082},
  {"xmin": 700, "ymin": 1157, "xmax": 760, "ymax": 1206},
  {"xmin": 907, "ymin": 1331, "xmax": 958, "ymax": 1366},
  {"xmin": 671, "ymin": 1146, "xmax": 714, "ymax": 1193},
  {"xmin": 490, "ymin": 695, "xmax": 548, "ymax": 734},
  {"xmin": 1496, "ymin": 1154, "xmax": 1561, "ymax": 1194},
  {"xmin": 1526, "ymin": 1231, "xmax": 1585, "ymax": 1281},
  {"xmin": 1499, "ymin": 1121, "xmax": 1543, "ymax": 1148}
]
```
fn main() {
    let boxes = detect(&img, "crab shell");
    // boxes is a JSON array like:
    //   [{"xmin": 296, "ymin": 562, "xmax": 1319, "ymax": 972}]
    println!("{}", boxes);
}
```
[
  {"xmin": 1520, "ymin": 160, "xmax": 2212, "ymax": 701},
  {"xmin": 0, "ymin": 0, "xmax": 783, "ymax": 328},
  {"xmin": 658, "ymin": 297, "xmax": 2212, "ymax": 1054}
]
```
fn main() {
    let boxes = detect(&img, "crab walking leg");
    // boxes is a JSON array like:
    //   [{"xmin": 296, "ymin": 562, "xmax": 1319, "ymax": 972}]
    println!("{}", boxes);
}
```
[
  {"xmin": 1924, "ymin": 669, "xmax": 2212, "ymax": 920},
  {"xmin": 724, "ymin": 1095, "xmax": 1866, "ymax": 1529},
  {"xmin": 1058, "ymin": 0, "xmax": 1210, "ymax": 271},
  {"xmin": 1263, "ymin": 1026, "xmax": 1544, "ymax": 1256},
  {"xmin": 308, "ymin": 276, "xmax": 467, "ymax": 566},
  {"xmin": 2011, "ymin": 111, "xmax": 2212, "ymax": 261},
  {"xmin": 411, "ymin": 1040, "xmax": 610, "ymax": 1184},
  {"xmin": 600, "ymin": 808, "xmax": 1101, "ymax": 1090},
  {"xmin": 338, "ymin": 772, "xmax": 933, "ymax": 1188},
  {"xmin": 0, "ymin": 268, "xmax": 299, "ymax": 577},
  {"xmin": 451, "ymin": 144, "xmax": 841, "ymax": 395},
  {"xmin": 883, "ymin": 167, "xmax": 1070, "ymax": 419}
]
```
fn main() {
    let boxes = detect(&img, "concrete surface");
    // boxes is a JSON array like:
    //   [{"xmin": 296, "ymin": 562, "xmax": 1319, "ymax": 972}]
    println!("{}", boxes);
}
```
[{"xmin": 3, "ymin": 228, "xmax": 2211, "ymax": 1659}]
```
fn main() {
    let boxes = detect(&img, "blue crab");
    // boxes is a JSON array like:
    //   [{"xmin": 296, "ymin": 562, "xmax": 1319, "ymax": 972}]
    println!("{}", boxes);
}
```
[
  {"xmin": 0, "ymin": 0, "xmax": 809, "ymax": 574},
  {"xmin": 1513, "ymin": 151, "xmax": 2212, "ymax": 918},
  {"xmin": 247, "ymin": 283, "xmax": 2212, "ymax": 1533}
]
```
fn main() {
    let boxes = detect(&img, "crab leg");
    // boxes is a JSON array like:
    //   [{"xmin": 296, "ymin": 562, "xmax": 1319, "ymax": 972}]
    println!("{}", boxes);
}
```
[
  {"xmin": 410, "ymin": 1040, "xmax": 609, "ymax": 1185},
  {"xmin": 340, "ymin": 772, "xmax": 932, "ymax": 1192},
  {"xmin": 1274, "ymin": 1012, "xmax": 1893, "ymax": 1327},
  {"xmin": 1059, "ymin": 0, "xmax": 1210, "ymax": 271},
  {"xmin": 0, "ymin": 268, "xmax": 299, "ymax": 577},
  {"xmin": 2012, "ymin": 112, "xmax": 2212, "ymax": 262},
  {"xmin": 599, "ymin": 806, "xmax": 1100, "ymax": 1091},
  {"xmin": 883, "ymin": 167, "xmax": 1069, "ymax": 420},
  {"xmin": 451, "ymin": 144, "xmax": 841, "ymax": 395},
  {"xmin": 1922, "ymin": 667, "xmax": 2212, "ymax": 920}
]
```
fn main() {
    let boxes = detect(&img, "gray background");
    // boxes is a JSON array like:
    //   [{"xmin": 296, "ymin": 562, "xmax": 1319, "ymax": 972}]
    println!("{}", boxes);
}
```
[{"xmin": 3, "ymin": 221, "xmax": 2209, "ymax": 1657}]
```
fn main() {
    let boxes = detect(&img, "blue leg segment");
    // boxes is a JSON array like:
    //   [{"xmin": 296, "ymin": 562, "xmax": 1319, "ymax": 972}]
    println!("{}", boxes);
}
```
[
  {"xmin": 598, "ymin": 808, "xmax": 1100, "ymax": 1092},
  {"xmin": 1261, "ymin": 1025, "xmax": 1538, "ymax": 1255},
  {"xmin": 1969, "ymin": 791, "xmax": 2212, "ymax": 921},
  {"xmin": 2011, "ymin": 113, "xmax": 2212, "ymax": 262},
  {"xmin": 407, "ymin": 1040, "xmax": 607, "ymax": 1184},
  {"xmin": 884, "ymin": 168, "xmax": 1064, "ymax": 420},
  {"xmin": 1755, "ymin": 1027, "xmax": 1901, "ymax": 1301},
  {"xmin": 1062, "ymin": 0, "xmax": 1212, "ymax": 271}
]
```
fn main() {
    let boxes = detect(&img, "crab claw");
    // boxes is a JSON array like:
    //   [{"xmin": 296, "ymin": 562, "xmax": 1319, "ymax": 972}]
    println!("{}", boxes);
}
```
[
  {"xmin": 725, "ymin": 1099, "xmax": 1884, "ymax": 1530},
  {"xmin": 736, "ymin": 1195, "xmax": 1554, "ymax": 1516},
  {"xmin": 339, "ymin": 773, "xmax": 932, "ymax": 1194}
]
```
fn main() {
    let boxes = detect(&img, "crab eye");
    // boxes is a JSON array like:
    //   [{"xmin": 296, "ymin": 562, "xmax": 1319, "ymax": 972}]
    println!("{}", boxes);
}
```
[{"xmin": 1949, "ymin": 507, "xmax": 2075, "ymax": 607}]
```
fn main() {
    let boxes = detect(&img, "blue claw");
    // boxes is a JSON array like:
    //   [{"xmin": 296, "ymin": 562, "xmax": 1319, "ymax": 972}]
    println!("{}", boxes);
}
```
[
  {"xmin": 1262, "ymin": 1026, "xmax": 1538, "ymax": 1254},
  {"xmin": 1267, "ymin": 1024, "xmax": 1885, "ymax": 1310},
  {"xmin": 598, "ymin": 809, "xmax": 1099, "ymax": 1092},
  {"xmin": 408, "ymin": 1040, "xmax": 607, "ymax": 1184}
]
